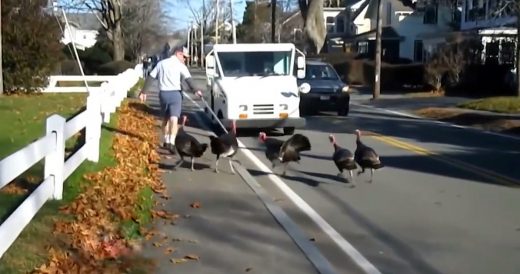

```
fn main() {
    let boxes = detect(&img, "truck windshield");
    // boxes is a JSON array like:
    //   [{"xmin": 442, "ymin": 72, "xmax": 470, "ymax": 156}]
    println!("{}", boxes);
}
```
[{"xmin": 217, "ymin": 51, "xmax": 292, "ymax": 77}]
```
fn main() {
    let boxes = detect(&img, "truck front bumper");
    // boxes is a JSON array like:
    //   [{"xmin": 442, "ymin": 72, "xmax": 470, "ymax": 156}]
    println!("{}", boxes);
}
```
[{"xmin": 221, "ymin": 118, "xmax": 306, "ymax": 129}]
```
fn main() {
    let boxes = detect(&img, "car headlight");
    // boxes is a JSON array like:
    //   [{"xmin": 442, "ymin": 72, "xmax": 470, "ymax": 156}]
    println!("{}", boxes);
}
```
[
  {"xmin": 239, "ymin": 105, "xmax": 248, "ymax": 111},
  {"xmin": 279, "ymin": 104, "xmax": 288, "ymax": 110},
  {"xmin": 341, "ymin": 86, "xmax": 350, "ymax": 93}
]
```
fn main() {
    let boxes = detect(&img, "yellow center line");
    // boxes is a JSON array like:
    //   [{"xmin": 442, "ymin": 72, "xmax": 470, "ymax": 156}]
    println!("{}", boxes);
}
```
[{"xmin": 367, "ymin": 132, "xmax": 519, "ymax": 187}]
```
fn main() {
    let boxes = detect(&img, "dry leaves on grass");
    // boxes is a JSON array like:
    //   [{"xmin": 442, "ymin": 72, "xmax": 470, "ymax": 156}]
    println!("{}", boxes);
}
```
[
  {"xmin": 415, "ymin": 107, "xmax": 520, "ymax": 135},
  {"xmin": 34, "ymin": 100, "xmax": 165, "ymax": 273}
]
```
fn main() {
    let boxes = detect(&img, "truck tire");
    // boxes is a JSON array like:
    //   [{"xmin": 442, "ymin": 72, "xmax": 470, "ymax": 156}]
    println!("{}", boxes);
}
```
[
  {"xmin": 337, "ymin": 95, "xmax": 350, "ymax": 116},
  {"xmin": 299, "ymin": 100, "xmax": 315, "ymax": 116},
  {"xmin": 283, "ymin": 127, "xmax": 295, "ymax": 135}
]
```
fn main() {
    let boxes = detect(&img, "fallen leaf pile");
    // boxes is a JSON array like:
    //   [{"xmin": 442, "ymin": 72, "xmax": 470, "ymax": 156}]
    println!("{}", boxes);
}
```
[{"xmin": 33, "ymin": 100, "xmax": 165, "ymax": 273}]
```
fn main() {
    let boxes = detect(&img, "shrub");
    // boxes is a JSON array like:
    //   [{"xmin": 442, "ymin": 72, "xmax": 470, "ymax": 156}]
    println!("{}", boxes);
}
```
[
  {"xmin": 2, "ymin": 0, "xmax": 63, "ymax": 94},
  {"xmin": 62, "ymin": 42, "xmax": 112, "ymax": 75},
  {"xmin": 59, "ymin": 60, "xmax": 85, "ymax": 75},
  {"xmin": 97, "ymin": 60, "xmax": 135, "ymax": 75}
]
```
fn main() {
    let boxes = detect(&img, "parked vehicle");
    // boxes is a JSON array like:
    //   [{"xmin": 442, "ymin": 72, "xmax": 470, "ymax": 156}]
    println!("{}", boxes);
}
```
[
  {"xmin": 204, "ymin": 43, "xmax": 310, "ymax": 135},
  {"xmin": 297, "ymin": 60, "xmax": 350, "ymax": 116}
]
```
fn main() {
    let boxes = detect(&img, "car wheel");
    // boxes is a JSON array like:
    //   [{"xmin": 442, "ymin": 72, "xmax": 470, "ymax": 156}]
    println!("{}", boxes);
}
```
[{"xmin": 283, "ymin": 127, "xmax": 295, "ymax": 135}]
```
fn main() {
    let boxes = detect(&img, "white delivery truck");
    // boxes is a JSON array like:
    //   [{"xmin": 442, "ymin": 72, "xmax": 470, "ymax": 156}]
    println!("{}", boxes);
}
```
[{"xmin": 204, "ymin": 43, "xmax": 310, "ymax": 135}]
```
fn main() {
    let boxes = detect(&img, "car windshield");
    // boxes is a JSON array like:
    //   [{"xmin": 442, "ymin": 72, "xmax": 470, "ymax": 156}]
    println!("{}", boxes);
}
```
[
  {"xmin": 305, "ymin": 64, "xmax": 339, "ymax": 80},
  {"xmin": 217, "ymin": 51, "xmax": 292, "ymax": 77}
]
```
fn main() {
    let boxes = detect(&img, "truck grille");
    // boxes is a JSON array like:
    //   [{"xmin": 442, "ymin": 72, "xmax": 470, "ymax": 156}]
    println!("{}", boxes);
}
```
[{"xmin": 253, "ymin": 104, "xmax": 274, "ymax": 115}]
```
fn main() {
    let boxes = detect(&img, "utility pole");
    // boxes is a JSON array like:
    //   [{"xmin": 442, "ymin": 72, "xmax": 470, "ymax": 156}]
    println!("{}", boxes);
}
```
[
  {"xmin": 230, "ymin": 0, "xmax": 236, "ymax": 44},
  {"xmin": 373, "ymin": 0, "xmax": 382, "ymax": 99},
  {"xmin": 187, "ymin": 23, "xmax": 191, "ymax": 67},
  {"xmin": 271, "ymin": 0, "xmax": 276, "ymax": 43},
  {"xmin": 201, "ymin": 0, "xmax": 205, "ymax": 68},
  {"xmin": 215, "ymin": 0, "xmax": 219, "ymax": 44},
  {"xmin": 0, "ymin": 0, "xmax": 4, "ymax": 95}
]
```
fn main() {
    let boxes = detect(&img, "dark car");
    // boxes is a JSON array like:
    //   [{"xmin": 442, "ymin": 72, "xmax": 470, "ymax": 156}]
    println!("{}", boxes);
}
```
[{"xmin": 297, "ymin": 60, "xmax": 350, "ymax": 116}]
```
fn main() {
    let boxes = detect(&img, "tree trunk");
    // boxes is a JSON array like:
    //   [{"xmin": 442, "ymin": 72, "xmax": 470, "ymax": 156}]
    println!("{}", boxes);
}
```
[
  {"xmin": 112, "ymin": 22, "xmax": 125, "ymax": 61},
  {"xmin": 299, "ymin": 0, "xmax": 326, "ymax": 54},
  {"xmin": 373, "ymin": 0, "xmax": 382, "ymax": 99},
  {"xmin": 0, "ymin": 1, "xmax": 3, "ymax": 95},
  {"xmin": 271, "ymin": 0, "xmax": 276, "ymax": 43},
  {"xmin": 516, "ymin": 16, "xmax": 520, "ymax": 97}
]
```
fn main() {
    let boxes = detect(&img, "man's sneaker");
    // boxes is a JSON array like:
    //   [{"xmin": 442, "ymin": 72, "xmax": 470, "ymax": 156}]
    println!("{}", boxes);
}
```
[{"xmin": 162, "ymin": 142, "xmax": 168, "ymax": 149}]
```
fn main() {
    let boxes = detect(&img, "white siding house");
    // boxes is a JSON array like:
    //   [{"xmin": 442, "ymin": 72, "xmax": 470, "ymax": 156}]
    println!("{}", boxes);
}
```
[
  {"xmin": 458, "ymin": 0, "xmax": 516, "ymax": 66},
  {"xmin": 347, "ymin": 0, "xmax": 457, "ymax": 62},
  {"xmin": 60, "ymin": 24, "xmax": 98, "ymax": 51}
]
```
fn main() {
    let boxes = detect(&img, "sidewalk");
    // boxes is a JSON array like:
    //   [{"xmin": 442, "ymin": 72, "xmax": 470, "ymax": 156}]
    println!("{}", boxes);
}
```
[{"xmin": 139, "ymin": 88, "xmax": 320, "ymax": 274}]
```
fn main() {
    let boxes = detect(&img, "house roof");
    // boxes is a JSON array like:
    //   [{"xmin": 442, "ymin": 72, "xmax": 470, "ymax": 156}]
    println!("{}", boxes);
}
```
[
  {"xmin": 347, "ymin": 26, "xmax": 404, "ymax": 41},
  {"xmin": 351, "ymin": 0, "xmax": 371, "ymax": 20},
  {"xmin": 65, "ymin": 13, "xmax": 102, "ymax": 30},
  {"xmin": 364, "ymin": 0, "xmax": 413, "ymax": 19}
]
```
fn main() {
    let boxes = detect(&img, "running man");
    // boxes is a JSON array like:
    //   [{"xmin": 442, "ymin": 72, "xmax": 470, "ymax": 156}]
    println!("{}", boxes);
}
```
[{"xmin": 139, "ymin": 46, "xmax": 203, "ymax": 153}]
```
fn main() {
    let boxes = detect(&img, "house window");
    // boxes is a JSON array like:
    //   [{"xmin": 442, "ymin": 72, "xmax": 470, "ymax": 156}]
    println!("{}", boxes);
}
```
[
  {"xmin": 386, "ymin": 3, "xmax": 392, "ymax": 25},
  {"xmin": 414, "ymin": 40, "xmax": 423, "ymax": 62},
  {"xmin": 326, "ymin": 16, "xmax": 335, "ymax": 33},
  {"xmin": 358, "ymin": 41, "xmax": 369, "ymax": 54},
  {"xmin": 336, "ymin": 16, "xmax": 345, "ymax": 33},
  {"xmin": 423, "ymin": 1, "xmax": 438, "ymax": 24}
]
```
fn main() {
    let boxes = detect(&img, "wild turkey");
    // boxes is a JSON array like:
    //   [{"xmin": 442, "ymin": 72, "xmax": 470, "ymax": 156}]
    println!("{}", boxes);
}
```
[
  {"xmin": 209, "ymin": 120, "xmax": 239, "ymax": 174},
  {"xmin": 329, "ymin": 134, "xmax": 357, "ymax": 183},
  {"xmin": 258, "ymin": 133, "xmax": 311, "ymax": 176},
  {"xmin": 173, "ymin": 115, "xmax": 209, "ymax": 171},
  {"xmin": 258, "ymin": 132, "xmax": 284, "ymax": 168},
  {"xmin": 354, "ymin": 129, "xmax": 384, "ymax": 182}
]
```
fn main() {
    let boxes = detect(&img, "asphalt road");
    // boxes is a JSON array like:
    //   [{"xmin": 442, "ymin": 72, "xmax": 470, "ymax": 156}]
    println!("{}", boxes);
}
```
[{"xmin": 179, "ymin": 71, "xmax": 520, "ymax": 274}]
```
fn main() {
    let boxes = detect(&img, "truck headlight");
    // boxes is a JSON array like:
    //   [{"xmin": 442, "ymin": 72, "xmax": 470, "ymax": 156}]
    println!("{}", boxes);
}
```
[
  {"xmin": 239, "ymin": 105, "xmax": 248, "ymax": 111},
  {"xmin": 279, "ymin": 104, "xmax": 288, "ymax": 110}
]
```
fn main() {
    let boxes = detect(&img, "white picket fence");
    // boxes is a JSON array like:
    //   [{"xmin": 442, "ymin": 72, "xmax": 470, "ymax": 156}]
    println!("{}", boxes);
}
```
[{"xmin": 0, "ymin": 64, "xmax": 143, "ymax": 258}]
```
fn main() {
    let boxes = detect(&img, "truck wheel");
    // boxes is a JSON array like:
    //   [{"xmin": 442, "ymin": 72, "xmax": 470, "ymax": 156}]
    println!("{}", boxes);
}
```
[
  {"xmin": 337, "ymin": 96, "xmax": 350, "ymax": 116},
  {"xmin": 337, "ymin": 105, "xmax": 349, "ymax": 116},
  {"xmin": 283, "ymin": 127, "xmax": 295, "ymax": 135},
  {"xmin": 299, "ymin": 100, "xmax": 315, "ymax": 116}
]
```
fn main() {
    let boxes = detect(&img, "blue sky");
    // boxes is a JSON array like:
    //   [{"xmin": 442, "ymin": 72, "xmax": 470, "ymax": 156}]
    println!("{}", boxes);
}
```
[{"xmin": 169, "ymin": 0, "xmax": 248, "ymax": 31}]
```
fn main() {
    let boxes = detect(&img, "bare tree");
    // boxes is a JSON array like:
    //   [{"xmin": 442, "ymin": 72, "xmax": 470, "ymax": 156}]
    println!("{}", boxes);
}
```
[
  {"xmin": 298, "ymin": 0, "xmax": 326, "ymax": 54},
  {"xmin": 424, "ymin": 35, "xmax": 479, "ymax": 93},
  {"xmin": 122, "ymin": 0, "xmax": 167, "ymax": 61},
  {"xmin": 61, "ymin": 0, "xmax": 125, "ymax": 60},
  {"xmin": 175, "ymin": 0, "xmax": 233, "ymax": 43}
]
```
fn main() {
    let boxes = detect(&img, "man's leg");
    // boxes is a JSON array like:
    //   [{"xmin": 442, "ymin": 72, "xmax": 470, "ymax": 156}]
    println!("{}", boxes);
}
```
[
  {"xmin": 168, "ymin": 91, "xmax": 183, "ymax": 147},
  {"xmin": 169, "ymin": 116, "xmax": 178, "ymax": 145},
  {"xmin": 159, "ymin": 91, "xmax": 171, "ymax": 148},
  {"xmin": 162, "ymin": 116, "xmax": 170, "ymax": 147}
]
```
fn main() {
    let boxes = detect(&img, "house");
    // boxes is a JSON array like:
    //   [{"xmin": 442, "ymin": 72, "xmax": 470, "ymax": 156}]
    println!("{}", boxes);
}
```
[
  {"xmin": 46, "ymin": 0, "xmax": 100, "ymax": 51},
  {"xmin": 345, "ymin": 0, "xmax": 458, "ymax": 63},
  {"xmin": 60, "ymin": 13, "xmax": 101, "ymax": 51},
  {"xmin": 459, "ymin": 0, "xmax": 516, "ymax": 66},
  {"xmin": 278, "ymin": 6, "xmax": 353, "ymax": 52}
]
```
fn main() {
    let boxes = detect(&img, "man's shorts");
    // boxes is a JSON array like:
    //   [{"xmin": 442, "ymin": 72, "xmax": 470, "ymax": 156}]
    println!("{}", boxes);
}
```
[{"xmin": 159, "ymin": 90, "xmax": 182, "ymax": 118}]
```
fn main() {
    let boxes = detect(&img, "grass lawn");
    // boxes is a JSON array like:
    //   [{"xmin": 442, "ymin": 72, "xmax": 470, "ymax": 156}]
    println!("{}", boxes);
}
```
[
  {"xmin": 0, "ymin": 93, "xmax": 115, "ymax": 273},
  {"xmin": 56, "ymin": 81, "xmax": 104, "ymax": 87},
  {"xmin": 458, "ymin": 96, "xmax": 520, "ymax": 113},
  {"xmin": 0, "ymin": 79, "xmax": 154, "ymax": 273}
]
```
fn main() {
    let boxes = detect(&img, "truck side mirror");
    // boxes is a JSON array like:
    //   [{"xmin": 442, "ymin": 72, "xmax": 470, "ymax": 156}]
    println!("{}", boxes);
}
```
[
  {"xmin": 297, "ymin": 56, "xmax": 305, "ymax": 68},
  {"xmin": 296, "ymin": 56, "xmax": 305, "ymax": 79},
  {"xmin": 206, "ymin": 55, "xmax": 216, "ymax": 76}
]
